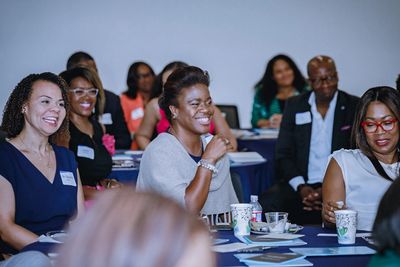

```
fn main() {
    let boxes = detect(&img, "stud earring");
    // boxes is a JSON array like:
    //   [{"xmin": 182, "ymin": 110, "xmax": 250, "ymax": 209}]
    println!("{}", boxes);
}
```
[{"xmin": 172, "ymin": 113, "xmax": 177, "ymax": 119}]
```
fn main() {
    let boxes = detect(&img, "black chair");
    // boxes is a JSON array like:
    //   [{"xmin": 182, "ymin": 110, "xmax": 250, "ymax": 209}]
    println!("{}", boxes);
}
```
[{"xmin": 216, "ymin": 104, "xmax": 240, "ymax": 129}]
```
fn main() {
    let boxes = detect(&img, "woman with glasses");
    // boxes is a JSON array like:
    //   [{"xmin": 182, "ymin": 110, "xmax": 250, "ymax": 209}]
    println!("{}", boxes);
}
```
[
  {"xmin": 60, "ymin": 67, "xmax": 118, "ymax": 202},
  {"xmin": 322, "ymin": 86, "xmax": 400, "ymax": 231},
  {"xmin": 120, "ymin": 62, "xmax": 155, "ymax": 148},
  {"xmin": 251, "ymin": 54, "xmax": 309, "ymax": 128}
]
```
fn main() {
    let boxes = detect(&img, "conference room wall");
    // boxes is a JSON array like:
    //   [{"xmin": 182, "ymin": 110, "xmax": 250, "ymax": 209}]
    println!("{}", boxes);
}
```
[{"xmin": 0, "ymin": 0, "xmax": 399, "ymax": 128}]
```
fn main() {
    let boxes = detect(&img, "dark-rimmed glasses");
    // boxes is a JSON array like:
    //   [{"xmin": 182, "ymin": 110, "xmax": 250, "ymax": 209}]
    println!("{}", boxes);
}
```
[
  {"xmin": 69, "ymin": 88, "xmax": 99, "ymax": 98},
  {"xmin": 309, "ymin": 75, "xmax": 337, "ymax": 87},
  {"xmin": 361, "ymin": 119, "xmax": 398, "ymax": 133}
]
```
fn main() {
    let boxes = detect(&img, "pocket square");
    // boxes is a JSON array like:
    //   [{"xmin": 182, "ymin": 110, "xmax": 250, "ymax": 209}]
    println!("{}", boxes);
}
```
[{"xmin": 340, "ymin": 125, "xmax": 351, "ymax": 131}]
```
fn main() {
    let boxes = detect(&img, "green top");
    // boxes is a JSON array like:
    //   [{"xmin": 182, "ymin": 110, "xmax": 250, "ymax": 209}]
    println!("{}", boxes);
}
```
[
  {"xmin": 250, "ymin": 85, "xmax": 309, "ymax": 128},
  {"xmin": 368, "ymin": 250, "xmax": 400, "ymax": 267}
]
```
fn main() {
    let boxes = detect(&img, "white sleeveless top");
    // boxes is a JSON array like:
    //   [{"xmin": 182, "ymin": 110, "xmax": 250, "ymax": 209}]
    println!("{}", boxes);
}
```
[{"xmin": 330, "ymin": 149, "xmax": 399, "ymax": 231}]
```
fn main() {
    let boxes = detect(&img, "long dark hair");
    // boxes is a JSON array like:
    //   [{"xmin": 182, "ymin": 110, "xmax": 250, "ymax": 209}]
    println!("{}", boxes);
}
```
[
  {"xmin": 255, "ymin": 54, "xmax": 307, "ymax": 107},
  {"xmin": 124, "ymin": 61, "xmax": 155, "ymax": 99},
  {"xmin": 1, "ymin": 72, "xmax": 70, "ymax": 146},
  {"xmin": 150, "ymin": 61, "xmax": 189, "ymax": 99},
  {"xmin": 159, "ymin": 66, "xmax": 210, "ymax": 123},
  {"xmin": 372, "ymin": 177, "xmax": 400, "ymax": 254},
  {"xmin": 351, "ymin": 86, "xmax": 400, "ymax": 180}
]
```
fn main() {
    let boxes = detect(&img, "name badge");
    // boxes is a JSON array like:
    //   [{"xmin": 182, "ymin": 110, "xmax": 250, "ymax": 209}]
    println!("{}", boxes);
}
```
[
  {"xmin": 77, "ymin": 145, "xmax": 94, "ymax": 159},
  {"xmin": 295, "ymin": 111, "xmax": 312, "ymax": 125},
  {"xmin": 99, "ymin": 113, "xmax": 113, "ymax": 125},
  {"xmin": 131, "ymin": 108, "xmax": 144, "ymax": 120},
  {"xmin": 60, "ymin": 171, "xmax": 77, "ymax": 186}
]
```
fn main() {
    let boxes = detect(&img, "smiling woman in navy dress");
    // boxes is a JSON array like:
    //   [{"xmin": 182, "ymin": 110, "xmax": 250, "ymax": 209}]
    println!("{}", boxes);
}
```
[{"xmin": 0, "ymin": 73, "xmax": 84, "ymax": 257}]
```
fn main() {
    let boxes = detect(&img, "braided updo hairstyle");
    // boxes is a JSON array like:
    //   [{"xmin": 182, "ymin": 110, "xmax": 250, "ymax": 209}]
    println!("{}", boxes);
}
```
[
  {"xmin": 1, "ymin": 72, "xmax": 70, "ymax": 146},
  {"xmin": 159, "ymin": 66, "xmax": 210, "ymax": 123}
]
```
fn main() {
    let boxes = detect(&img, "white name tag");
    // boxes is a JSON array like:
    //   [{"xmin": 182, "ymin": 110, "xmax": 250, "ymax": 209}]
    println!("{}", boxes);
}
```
[
  {"xmin": 295, "ymin": 111, "xmax": 312, "ymax": 125},
  {"xmin": 77, "ymin": 145, "xmax": 94, "ymax": 159},
  {"xmin": 99, "ymin": 113, "xmax": 113, "ymax": 125},
  {"xmin": 131, "ymin": 108, "xmax": 144, "ymax": 120},
  {"xmin": 60, "ymin": 171, "xmax": 77, "ymax": 186}
]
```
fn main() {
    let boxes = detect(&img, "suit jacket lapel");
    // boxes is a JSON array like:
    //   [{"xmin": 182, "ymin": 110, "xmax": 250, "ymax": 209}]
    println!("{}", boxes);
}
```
[
  {"xmin": 299, "ymin": 93, "xmax": 312, "ymax": 166},
  {"xmin": 332, "ymin": 91, "xmax": 348, "ymax": 151}
]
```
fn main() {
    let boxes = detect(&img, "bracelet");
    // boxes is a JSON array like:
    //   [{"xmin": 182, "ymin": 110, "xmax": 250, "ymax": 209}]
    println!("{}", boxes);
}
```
[{"xmin": 197, "ymin": 159, "xmax": 218, "ymax": 174}]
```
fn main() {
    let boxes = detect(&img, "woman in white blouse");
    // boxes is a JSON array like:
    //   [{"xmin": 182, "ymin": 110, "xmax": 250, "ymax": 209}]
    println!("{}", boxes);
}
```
[{"xmin": 322, "ymin": 86, "xmax": 400, "ymax": 231}]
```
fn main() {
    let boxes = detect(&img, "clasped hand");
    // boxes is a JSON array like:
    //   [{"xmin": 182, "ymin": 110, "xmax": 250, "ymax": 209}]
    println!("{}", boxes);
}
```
[
  {"xmin": 202, "ymin": 134, "xmax": 233, "ymax": 163},
  {"xmin": 299, "ymin": 186, "xmax": 322, "ymax": 211}
]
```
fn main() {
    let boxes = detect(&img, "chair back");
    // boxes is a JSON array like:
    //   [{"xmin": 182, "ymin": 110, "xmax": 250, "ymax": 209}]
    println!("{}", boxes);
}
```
[{"xmin": 216, "ymin": 104, "xmax": 240, "ymax": 129}]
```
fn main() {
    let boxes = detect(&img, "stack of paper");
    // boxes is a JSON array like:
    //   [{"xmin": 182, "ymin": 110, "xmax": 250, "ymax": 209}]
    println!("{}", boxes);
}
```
[
  {"xmin": 213, "ymin": 242, "xmax": 266, "ymax": 253},
  {"xmin": 228, "ymin": 152, "xmax": 266, "ymax": 163},
  {"xmin": 289, "ymin": 246, "xmax": 376, "ymax": 256},
  {"xmin": 235, "ymin": 253, "xmax": 313, "ymax": 266},
  {"xmin": 237, "ymin": 234, "xmax": 307, "ymax": 247},
  {"xmin": 112, "ymin": 154, "xmax": 135, "ymax": 168}
]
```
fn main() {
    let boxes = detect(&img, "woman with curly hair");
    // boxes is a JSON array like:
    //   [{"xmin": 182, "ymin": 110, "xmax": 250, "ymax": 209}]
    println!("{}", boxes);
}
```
[
  {"xmin": 251, "ymin": 54, "xmax": 309, "ymax": 128},
  {"xmin": 0, "ymin": 72, "xmax": 84, "ymax": 258}
]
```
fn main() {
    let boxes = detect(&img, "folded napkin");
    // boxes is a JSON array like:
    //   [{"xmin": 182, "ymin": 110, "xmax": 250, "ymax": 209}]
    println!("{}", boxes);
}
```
[{"xmin": 37, "ymin": 235, "xmax": 62, "ymax": 244}]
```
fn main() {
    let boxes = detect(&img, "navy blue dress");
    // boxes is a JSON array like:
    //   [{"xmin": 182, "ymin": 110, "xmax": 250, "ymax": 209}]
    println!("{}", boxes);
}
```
[{"xmin": 0, "ymin": 142, "xmax": 78, "ymax": 254}]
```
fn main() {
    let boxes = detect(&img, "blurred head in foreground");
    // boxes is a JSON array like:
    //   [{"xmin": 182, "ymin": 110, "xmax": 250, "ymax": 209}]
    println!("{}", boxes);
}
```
[{"xmin": 56, "ymin": 186, "xmax": 215, "ymax": 267}]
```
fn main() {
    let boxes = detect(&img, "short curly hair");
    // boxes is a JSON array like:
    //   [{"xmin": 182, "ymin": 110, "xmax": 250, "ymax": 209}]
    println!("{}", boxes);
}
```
[
  {"xmin": 159, "ymin": 66, "xmax": 210, "ymax": 123},
  {"xmin": 1, "ymin": 72, "xmax": 70, "ymax": 146}
]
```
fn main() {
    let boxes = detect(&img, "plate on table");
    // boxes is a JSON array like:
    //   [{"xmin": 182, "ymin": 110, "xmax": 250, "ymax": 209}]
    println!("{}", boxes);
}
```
[
  {"xmin": 45, "ymin": 231, "xmax": 68, "ymax": 243},
  {"xmin": 251, "ymin": 224, "xmax": 304, "ymax": 235}
]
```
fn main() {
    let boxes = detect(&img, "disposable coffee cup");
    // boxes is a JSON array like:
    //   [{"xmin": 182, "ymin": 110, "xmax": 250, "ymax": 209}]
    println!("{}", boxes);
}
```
[
  {"xmin": 334, "ymin": 209, "xmax": 357, "ymax": 244},
  {"xmin": 230, "ymin": 204, "xmax": 253, "ymax": 236},
  {"xmin": 265, "ymin": 212, "xmax": 288, "ymax": 233}
]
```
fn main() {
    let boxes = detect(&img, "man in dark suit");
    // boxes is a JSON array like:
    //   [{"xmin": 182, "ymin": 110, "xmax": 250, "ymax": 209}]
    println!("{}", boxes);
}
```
[
  {"xmin": 260, "ymin": 55, "xmax": 360, "ymax": 224},
  {"xmin": 66, "ymin": 52, "xmax": 131, "ymax": 149}
]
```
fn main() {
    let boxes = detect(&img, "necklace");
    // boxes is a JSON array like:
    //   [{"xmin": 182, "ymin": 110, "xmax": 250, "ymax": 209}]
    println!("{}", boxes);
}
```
[
  {"xmin": 18, "ymin": 137, "xmax": 52, "ymax": 169},
  {"xmin": 168, "ymin": 127, "xmax": 202, "ymax": 156}
]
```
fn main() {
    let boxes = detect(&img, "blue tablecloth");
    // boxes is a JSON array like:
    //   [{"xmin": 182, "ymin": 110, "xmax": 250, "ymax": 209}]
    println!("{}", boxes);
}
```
[
  {"xmin": 237, "ymin": 137, "xmax": 277, "ymax": 187},
  {"xmin": 217, "ymin": 226, "xmax": 373, "ymax": 266},
  {"xmin": 108, "ymin": 151, "xmax": 268, "ymax": 202},
  {"xmin": 22, "ymin": 226, "xmax": 374, "ymax": 267}
]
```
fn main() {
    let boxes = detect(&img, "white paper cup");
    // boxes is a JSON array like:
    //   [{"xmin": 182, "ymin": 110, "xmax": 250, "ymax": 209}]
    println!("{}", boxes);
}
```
[
  {"xmin": 334, "ymin": 209, "xmax": 357, "ymax": 244},
  {"xmin": 230, "ymin": 204, "xmax": 253, "ymax": 236},
  {"xmin": 265, "ymin": 212, "xmax": 288, "ymax": 233}
]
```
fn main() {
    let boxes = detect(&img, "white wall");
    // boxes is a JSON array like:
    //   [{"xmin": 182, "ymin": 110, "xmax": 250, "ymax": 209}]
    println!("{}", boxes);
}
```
[{"xmin": 1, "ymin": 0, "xmax": 399, "ymax": 128}]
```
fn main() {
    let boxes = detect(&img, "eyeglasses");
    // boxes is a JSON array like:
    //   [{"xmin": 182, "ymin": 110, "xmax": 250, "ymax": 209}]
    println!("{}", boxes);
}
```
[
  {"xmin": 361, "ymin": 119, "xmax": 398, "ymax": 133},
  {"xmin": 69, "ymin": 88, "xmax": 99, "ymax": 98},
  {"xmin": 310, "ymin": 75, "xmax": 337, "ymax": 87}
]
